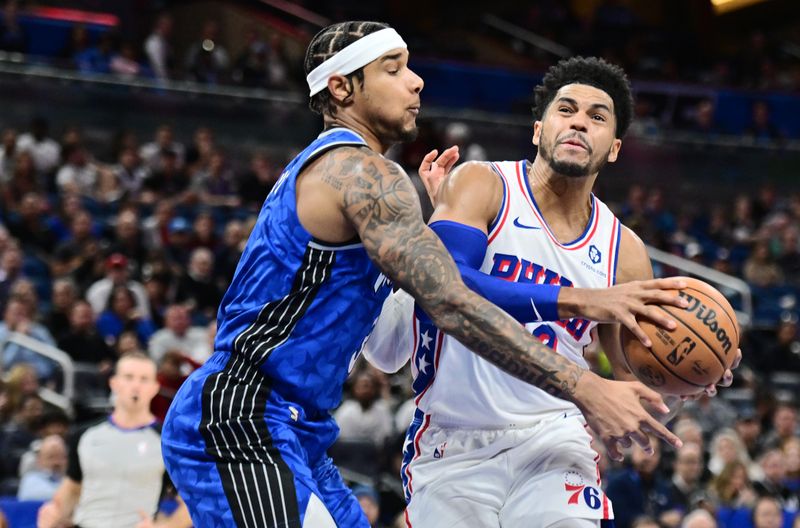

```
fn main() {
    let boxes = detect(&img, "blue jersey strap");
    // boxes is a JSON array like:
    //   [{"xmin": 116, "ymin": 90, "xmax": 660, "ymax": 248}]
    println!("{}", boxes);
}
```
[{"xmin": 430, "ymin": 220, "xmax": 561, "ymax": 322}]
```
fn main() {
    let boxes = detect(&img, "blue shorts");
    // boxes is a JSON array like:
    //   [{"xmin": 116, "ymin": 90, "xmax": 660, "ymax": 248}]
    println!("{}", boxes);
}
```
[{"xmin": 162, "ymin": 351, "xmax": 368, "ymax": 528}]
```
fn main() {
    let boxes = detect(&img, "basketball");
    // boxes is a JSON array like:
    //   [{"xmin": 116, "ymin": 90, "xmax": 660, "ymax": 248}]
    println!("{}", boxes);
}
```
[{"xmin": 620, "ymin": 277, "xmax": 740, "ymax": 396}]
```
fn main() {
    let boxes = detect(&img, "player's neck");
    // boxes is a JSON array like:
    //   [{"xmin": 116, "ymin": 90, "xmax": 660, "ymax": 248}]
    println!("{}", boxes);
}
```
[
  {"xmin": 323, "ymin": 115, "xmax": 388, "ymax": 154},
  {"xmin": 111, "ymin": 408, "xmax": 155, "ymax": 429},
  {"xmin": 527, "ymin": 157, "xmax": 597, "ymax": 216}
]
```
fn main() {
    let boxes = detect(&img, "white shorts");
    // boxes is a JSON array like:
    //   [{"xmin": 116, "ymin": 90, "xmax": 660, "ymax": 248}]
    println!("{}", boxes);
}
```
[{"xmin": 402, "ymin": 413, "xmax": 614, "ymax": 528}]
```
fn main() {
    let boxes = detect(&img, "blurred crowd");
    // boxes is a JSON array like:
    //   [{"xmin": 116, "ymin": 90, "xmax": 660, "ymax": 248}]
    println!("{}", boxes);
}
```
[
  {"xmin": 1, "ymin": 0, "xmax": 799, "ymax": 95},
  {"xmin": 0, "ymin": 1, "xmax": 301, "ymax": 90}
]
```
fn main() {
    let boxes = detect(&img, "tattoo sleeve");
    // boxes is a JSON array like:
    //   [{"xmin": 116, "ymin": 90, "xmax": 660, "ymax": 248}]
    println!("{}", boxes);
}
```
[{"xmin": 331, "ymin": 148, "xmax": 585, "ymax": 399}]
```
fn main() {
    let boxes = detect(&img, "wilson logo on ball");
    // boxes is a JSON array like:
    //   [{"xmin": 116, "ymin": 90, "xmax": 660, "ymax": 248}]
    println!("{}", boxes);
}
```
[{"xmin": 678, "ymin": 291, "xmax": 734, "ymax": 355}]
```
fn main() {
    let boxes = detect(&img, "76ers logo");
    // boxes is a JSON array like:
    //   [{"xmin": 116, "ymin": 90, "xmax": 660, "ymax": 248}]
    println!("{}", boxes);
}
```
[{"xmin": 564, "ymin": 471, "xmax": 602, "ymax": 510}]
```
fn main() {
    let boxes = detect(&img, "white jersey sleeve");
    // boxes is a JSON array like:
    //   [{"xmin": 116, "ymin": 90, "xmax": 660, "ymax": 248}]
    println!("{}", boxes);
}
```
[{"xmin": 363, "ymin": 289, "xmax": 414, "ymax": 373}]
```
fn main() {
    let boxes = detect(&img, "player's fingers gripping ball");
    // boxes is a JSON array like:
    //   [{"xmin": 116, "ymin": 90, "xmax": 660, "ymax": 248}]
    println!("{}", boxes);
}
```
[{"xmin": 620, "ymin": 277, "xmax": 740, "ymax": 396}]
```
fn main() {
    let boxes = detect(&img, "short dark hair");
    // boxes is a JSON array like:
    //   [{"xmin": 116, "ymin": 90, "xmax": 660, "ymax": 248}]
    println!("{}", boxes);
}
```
[
  {"xmin": 532, "ymin": 56, "xmax": 634, "ymax": 138},
  {"xmin": 304, "ymin": 21, "xmax": 390, "ymax": 116}
]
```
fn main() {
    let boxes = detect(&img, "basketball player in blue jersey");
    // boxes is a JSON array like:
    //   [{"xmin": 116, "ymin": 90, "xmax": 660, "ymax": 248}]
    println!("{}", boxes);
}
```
[
  {"xmin": 366, "ymin": 57, "xmax": 742, "ymax": 527},
  {"xmin": 161, "ymin": 23, "xmax": 688, "ymax": 528}
]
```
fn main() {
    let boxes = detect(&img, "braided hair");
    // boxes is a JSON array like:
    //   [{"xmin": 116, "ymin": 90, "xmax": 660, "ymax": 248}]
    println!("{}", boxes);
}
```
[{"xmin": 304, "ymin": 21, "xmax": 390, "ymax": 116}]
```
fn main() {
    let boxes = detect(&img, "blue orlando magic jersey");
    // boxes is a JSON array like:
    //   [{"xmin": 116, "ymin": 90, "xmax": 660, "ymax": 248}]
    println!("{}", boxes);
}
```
[{"xmin": 214, "ymin": 128, "xmax": 392, "ymax": 412}]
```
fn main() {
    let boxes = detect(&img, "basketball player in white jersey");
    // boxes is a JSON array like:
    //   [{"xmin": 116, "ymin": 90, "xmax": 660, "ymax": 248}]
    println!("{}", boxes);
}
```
[{"xmin": 364, "ymin": 57, "xmax": 741, "ymax": 528}]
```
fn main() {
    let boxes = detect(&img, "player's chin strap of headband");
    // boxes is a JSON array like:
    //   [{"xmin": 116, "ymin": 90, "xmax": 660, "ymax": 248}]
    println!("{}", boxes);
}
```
[{"xmin": 306, "ymin": 28, "xmax": 407, "ymax": 97}]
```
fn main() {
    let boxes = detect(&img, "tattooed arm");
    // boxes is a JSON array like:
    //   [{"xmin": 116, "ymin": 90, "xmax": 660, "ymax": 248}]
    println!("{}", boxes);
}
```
[{"xmin": 326, "ymin": 147, "xmax": 681, "ymax": 458}]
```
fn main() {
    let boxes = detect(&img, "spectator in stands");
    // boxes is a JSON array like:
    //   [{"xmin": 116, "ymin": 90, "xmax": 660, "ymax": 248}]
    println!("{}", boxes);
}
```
[
  {"xmin": 606, "ymin": 441, "xmax": 679, "ymax": 528},
  {"xmin": 215, "ymin": 219, "xmax": 245, "ymax": 282},
  {"xmin": 689, "ymin": 99, "xmax": 723, "ymax": 139},
  {"xmin": 189, "ymin": 211, "xmax": 217, "ymax": 252},
  {"xmin": 334, "ymin": 371, "xmax": 393, "ymax": 449},
  {"xmin": 57, "ymin": 300, "xmax": 114, "ymax": 371},
  {"xmin": 142, "ymin": 202, "xmax": 174, "ymax": 251},
  {"xmin": 777, "ymin": 227, "xmax": 800, "ymax": 286},
  {"xmin": 115, "ymin": 330, "xmax": 142, "ymax": 357},
  {"xmin": 184, "ymin": 126, "xmax": 215, "ymax": 173},
  {"xmin": 746, "ymin": 101, "xmax": 783, "ymax": 146},
  {"xmin": 709, "ymin": 460, "xmax": 758, "ymax": 508},
  {"xmin": 763, "ymin": 404, "xmax": 799, "ymax": 450},
  {"xmin": 94, "ymin": 166, "xmax": 125, "ymax": 205},
  {"xmin": 86, "ymin": 253, "xmax": 151, "ymax": 319},
  {"xmin": 109, "ymin": 40, "xmax": 144, "ymax": 78},
  {"xmin": 141, "ymin": 150, "xmax": 189, "ymax": 205},
  {"xmin": 80, "ymin": 32, "xmax": 118, "ymax": 74},
  {"xmin": 0, "ymin": 297, "xmax": 58, "ymax": 381},
  {"xmin": 51, "ymin": 210, "xmax": 102, "ymax": 290},
  {"xmin": 10, "ymin": 278, "xmax": 39, "ymax": 320},
  {"xmin": 148, "ymin": 304, "xmax": 210, "ymax": 364},
  {"xmin": 752, "ymin": 495, "xmax": 784, "ymax": 528},
  {"xmin": 144, "ymin": 14, "xmax": 174, "ymax": 80},
  {"xmin": 735, "ymin": 406, "xmax": 765, "ymax": 460},
  {"xmin": 709, "ymin": 428, "xmax": 760, "ymax": 479},
  {"xmin": 0, "ymin": 151, "xmax": 37, "ymax": 213},
  {"xmin": 150, "ymin": 351, "xmax": 201, "ymax": 424},
  {"xmin": 185, "ymin": 20, "xmax": 230, "ymax": 85},
  {"xmin": 753, "ymin": 449, "xmax": 798, "ymax": 511},
  {"xmin": 353, "ymin": 484, "xmax": 384, "ymax": 528},
  {"xmin": 37, "ymin": 352, "xmax": 192, "ymax": 528},
  {"xmin": 44, "ymin": 278, "xmax": 78, "ymax": 340},
  {"xmin": 6, "ymin": 192, "xmax": 58, "ymax": 255},
  {"xmin": 96, "ymin": 285, "xmax": 156, "ymax": 348},
  {"xmin": 191, "ymin": 150, "xmax": 240, "ymax": 207},
  {"xmin": 264, "ymin": 33, "xmax": 291, "ymax": 89},
  {"xmin": 15, "ymin": 118, "xmax": 60, "ymax": 180},
  {"xmin": 0, "ymin": 243, "xmax": 24, "ymax": 311},
  {"xmin": 762, "ymin": 316, "xmax": 800, "ymax": 374},
  {"xmin": 743, "ymin": 240, "xmax": 784, "ymax": 287},
  {"xmin": 783, "ymin": 437, "xmax": 800, "ymax": 493},
  {"xmin": 0, "ymin": 364, "xmax": 38, "ymax": 422},
  {"xmin": 1, "ymin": 393, "xmax": 44, "ymax": 483},
  {"xmin": 731, "ymin": 195, "xmax": 757, "ymax": 246},
  {"xmin": 107, "ymin": 208, "xmax": 148, "ymax": 275},
  {"xmin": 669, "ymin": 442, "xmax": 708, "ymax": 514},
  {"xmin": 232, "ymin": 29, "xmax": 269, "ymax": 87},
  {"xmin": 17, "ymin": 434, "xmax": 67, "ymax": 501},
  {"xmin": 0, "ymin": 128, "xmax": 18, "ymax": 184},
  {"xmin": 164, "ymin": 217, "xmax": 193, "ymax": 268},
  {"xmin": 112, "ymin": 146, "xmax": 149, "ymax": 198},
  {"xmin": 139, "ymin": 124, "xmax": 184, "ymax": 172},
  {"xmin": 237, "ymin": 151, "xmax": 278, "ymax": 209},
  {"xmin": 142, "ymin": 269, "xmax": 170, "ymax": 328},
  {"xmin": 681, "ymin": 509, "xmax": 717, "ymax": 528},
  {"xmin": 172, "ymin": 247, "xmax": 222, "ymax": 322},
  {"xmin": 0, "ymin": 0, "xmax": 26, "ymax": 53}
]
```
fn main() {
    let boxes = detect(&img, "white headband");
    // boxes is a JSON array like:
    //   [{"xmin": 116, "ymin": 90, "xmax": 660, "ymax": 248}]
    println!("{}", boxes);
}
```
[{"xmin": 306, "ymin": 28, "xmax": 407, "ymax": 97}]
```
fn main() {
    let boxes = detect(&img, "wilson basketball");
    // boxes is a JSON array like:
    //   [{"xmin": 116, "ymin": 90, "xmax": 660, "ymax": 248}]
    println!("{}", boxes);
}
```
[{"xmin": 620, "ymin": 277, "xmax": 740, "ymax": 396}]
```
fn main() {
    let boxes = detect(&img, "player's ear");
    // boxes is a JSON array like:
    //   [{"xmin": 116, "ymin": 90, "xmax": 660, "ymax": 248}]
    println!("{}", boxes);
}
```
[
  {"xmin": 328, "ymin": 74, "xmax": 356, "ymax": 105},
  {"xmin": 532, "ymin": 121, "xmax": 542, "ymax": 146},
  {"xmin": 607, "ymin": 138, "xmax": 622, "ymax": 163}
]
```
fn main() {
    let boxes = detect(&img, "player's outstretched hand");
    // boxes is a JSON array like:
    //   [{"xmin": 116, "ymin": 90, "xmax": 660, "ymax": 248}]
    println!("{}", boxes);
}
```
[
  {"xmin": 573, "ymin": 372, "xmax": 682, "ymax": 461},
  {"xmin": 561, "ymin": 278, "xmax": 688, "ymax": 348},
  {"xmin": 419, "ymin": 146, "xmax": 459, "ymax": 207}
]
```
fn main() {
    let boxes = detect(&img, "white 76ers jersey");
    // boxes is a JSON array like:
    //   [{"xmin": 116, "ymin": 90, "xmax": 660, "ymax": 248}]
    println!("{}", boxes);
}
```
[{"xmin": 365, "ymin": 160, "xmax": 623, "ymax": 428}]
